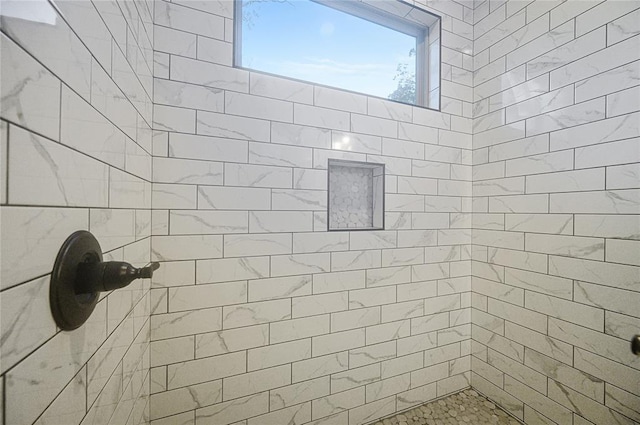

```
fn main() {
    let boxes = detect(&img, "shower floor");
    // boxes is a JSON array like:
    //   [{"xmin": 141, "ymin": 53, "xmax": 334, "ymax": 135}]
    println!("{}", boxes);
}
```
[{"xmin": 372, "ymin": 389, "xmax": 522, "ymax": 425}]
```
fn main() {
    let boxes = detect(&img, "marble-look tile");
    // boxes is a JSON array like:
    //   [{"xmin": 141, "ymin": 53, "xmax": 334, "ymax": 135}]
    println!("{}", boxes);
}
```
[
  {"xmin": 249, "ymin": 72, "xmax": 313, "ymax": 104},
  {"xmin": 552, "ymin": 111, "xmax": 640, "ymax": 152},
  {"xmin": 506, "ymin": 149, "xmax": 573, "ymax": 177},
  {"xmin": 152, "ymin": 235, "xmax": 221, "ymax": 261},
  {"xmin": 575, "ymin": 60, "xmax": 640, "ymax": 103},
  {"xmin": 607, "ymin": 7, "xmax": 640, "ymax": 45},
  {"xmin": 5, "ymin": 301, "xmax": 106, "ymax": 425},
  {"xmin": 505, "ymin": 267, "xmax": 572, "ymax": 299},
  {"xmin": 271, "ymin": 122, "xmax": 331, "ymax": 149},
  {"xmin": 224, "ymin": 233, "xmax": 292, "ymax": 257},
  {"xmin": 60, "ymin": 86, "xmax": 126, "ymax": 168},
  {"xmin": 196, "ymin": 256, "xmax": 269, "ymax": 284},
  {"xmin": 154, "ymin": 78, "xmax": 223, "ymax": 113},
  {"xmin": 168, "ymin": 281, "xmax": 247, "ymax": 312},
  {"xmin": 294, "ymin": 104, "xmax": 349, "ymax": 131},
  {"xmin": 223, "ymin": 364, "xmax": 290, "ymax": 400},
  {"xmin": 226, "ymin": 91, "xmax": 293, "ymax": 123},
  {"xmin": 196, "ymin": 324, "xmax": 268, "ymax": 359},
  {"xmin": 151, "ymin": 307, "xmax": 222, "ymax": 341},
  {"xmin": 249, "ymin": 211, "xmax": 312, "ymax": 233},
  {"xmin": 248, "ymin": 339, "xmax": 311, "ymax": 371},
  {"xmin": 525, "ymin": 234, "xmax": 604, "ymax": 260},
  {"xmin": 575, "ymin": 0, "xmax": 639, "ymax": 37},
  {"xmin": 223, "ymin": 299, "xmax": 291, "ymax": 329},
  {"xmin": 293, "ymin": 168, "xmax": 327, "ymax": 190},
  {"xmin": 153, "ymin": 157, "xmax": 222, "ymax": 185},
  {"xmin": 226, "ymin": 163, "xmax": 292, "ymax": 189},
  {"xmin": 196, "ymin": 111, "xmax": 269, "ymax": 142},
  {"xmin": 169, "ymin": 132, "xmax": 248, "ymax": 163},
  {"xmin": 196, "ymin": 392, "xmax": 269, "ymax": 425},
  {"xmin": 197, "ymin": 35, "xmax": 233, "ymax": 66},
  {"xmin": 525, "ymin": 98, "xmax": 606, "ymax": 137},
  {"xmin": 527, "ymin": 26, "xmax": 606, "ymax": 79},
  {"xmin": 0, "ymin": 206, "xmax": 88, "ymax": 289},
  {"xmin": 0, "ymin": 33, "xmax": 60, "ymax": 140},
  {"xmin": 0, "ymin": 275, "xmax": 56, "ymax": 374},
  {"xmin": 150, "ymin": 380, "xmax": 222, "ymax": 421},
  {"xmin": 607, "ymin": 85, "xmax": 640, "ymax": 118},
  {"xmin": 166, "ymin": 351, "xmax": 245, "ymax": 391},
  {"xmin": 248, "ymin": 402, "xmax": 311, "ymax": 425},
  {"xmin": 551, "ymin": 33, "xmax": 640, "ymax": 90},
  {"xmin": 154, "ymin": 25, "xmax": 196, "ymax": 57},
  {"xmin": 32, "ymin": 367, "xmax": 86, "ymax": 425},
  {"xmin": 1, "ymin": 0, "xmax": 91, "ymax": 100},
  {"xmin": 249, "ymin": 274, "xmax": 311, "ymax": 302},
  {"xmin": 311, "ymin": 387, "xmax": 363, "ymax": 420},
  {"xmin": 198, "ymin": 186, "xmax": 270, "ymax": 210},
  {"xmin": 91, "ymin": 60, "xmax": 138, "ymax": 140},
  {"xmin": 606, "ymin": 238, "xmax": 640, "ymax": 267},
  {"xmin": 249, "ymin": 142, "xmax": 311, "ymax": 168},
  {"xmin": 152, "ymin": 183, "xmax": 196, "ymax": 209},
  {"xmin": 527, "ymin": 168, "xmax": 605, "ymax": 194},
  {"xmin": 171, "ymin": 56, "xmax": 249, "ymax": 93},
  {"xmin": 154, "ymin": 0, "xmax": 223, "ymax": 39}
]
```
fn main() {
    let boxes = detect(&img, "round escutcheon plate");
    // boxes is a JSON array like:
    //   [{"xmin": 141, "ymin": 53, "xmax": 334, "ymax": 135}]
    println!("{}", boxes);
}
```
[{"xmin": 50, "ymin": 230, "xmax": 102, "ymax": 331}]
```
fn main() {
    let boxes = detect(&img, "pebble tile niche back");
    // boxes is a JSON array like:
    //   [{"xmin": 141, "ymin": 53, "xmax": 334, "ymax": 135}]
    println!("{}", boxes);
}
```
[{"xmin": 328, "ymin": 159, "xmax": 384, "ymax": 231}]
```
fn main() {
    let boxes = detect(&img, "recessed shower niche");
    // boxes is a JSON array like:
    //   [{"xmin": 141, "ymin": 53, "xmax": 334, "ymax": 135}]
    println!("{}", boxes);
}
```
[{"xmin": 328, "ymin": 159, "xmax": 384, "ymax": 231}]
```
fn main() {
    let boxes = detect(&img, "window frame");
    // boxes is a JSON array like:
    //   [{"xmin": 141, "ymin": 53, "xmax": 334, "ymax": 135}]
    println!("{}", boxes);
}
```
[{"xmin": 233, "ymin": 0, "xmax": 441, "ymax": 110}]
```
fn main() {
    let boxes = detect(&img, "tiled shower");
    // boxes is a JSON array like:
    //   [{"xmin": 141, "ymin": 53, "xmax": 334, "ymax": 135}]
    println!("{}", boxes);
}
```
[{"xmin": 0, "ymin": 0, "xmax": 638, "ymax": 424}]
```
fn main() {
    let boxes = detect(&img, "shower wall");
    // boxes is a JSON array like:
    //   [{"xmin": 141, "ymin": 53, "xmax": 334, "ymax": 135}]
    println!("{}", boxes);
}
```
[
  {"xmin": 0, "ymin": 1, "xmax": 153, "ymax": 424},
  {"xmin": 470, "ymin": 1, "xmax": 640, "ymax": 424},
  {"xmin": 148, "ymin": 1, "xmax": 475, "ymax": 424}
]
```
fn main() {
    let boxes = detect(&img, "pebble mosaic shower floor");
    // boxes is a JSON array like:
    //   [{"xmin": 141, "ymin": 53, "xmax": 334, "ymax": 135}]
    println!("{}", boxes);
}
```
[{"xmin": 372, "ymin": 389, "xmax": 522, "ymax": 425}]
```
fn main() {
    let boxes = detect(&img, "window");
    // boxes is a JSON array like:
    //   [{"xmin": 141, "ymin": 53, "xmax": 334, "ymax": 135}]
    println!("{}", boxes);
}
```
[{"xmin": 234, "ymin": 0, "xmax": 441, "ymax": 109}]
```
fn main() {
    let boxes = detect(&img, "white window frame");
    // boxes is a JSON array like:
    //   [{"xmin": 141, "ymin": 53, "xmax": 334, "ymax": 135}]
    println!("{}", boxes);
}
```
[{"xmin": 234, "ymin": 0, "xmax": 441, "ymax": 109}]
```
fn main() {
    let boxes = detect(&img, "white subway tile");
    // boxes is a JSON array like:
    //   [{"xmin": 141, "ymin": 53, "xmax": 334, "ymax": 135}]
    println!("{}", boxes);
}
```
[
  {"xmin": 248, "ymin": 275, "xmax": 311, "ymax": 302},
  {"xmin": 292, "ymin": 352, "xmax": 348, "ymax": 383},
  {"xmin": 9, "ymin": 126, "xmax": 109, "ymax": 207},
  {"xmin": 196, "ymin": 256, "xmax": 269, "ymax": 284},
  {"xmin": 550, "ymin": 33, "xmax": 640, "ymax": 90},
  {"xmin": 550, "ymin": 255, "xmax": 640, "ymax": 292},
  {"xmin": 250, "ymin": 73, "xmax": 313, "ymax": 104},
  {"xmin": 575, "ymin": 138, "xmax": 640, "ymax": 169},
  {"xmin": 151, "ymin": 307, "xmax": 222, "ymax": 341},
  {"xmin": 223, "ymin": 299, "xmax": 291, "ymax": 329},
  {"xmin": 574, "ymin": 214, "xmax": 640, "ymax": 239},
  {"xmin": 154, "ymin": 78, "xmax": 223, "ymax": 112},
  {"xmin": 223, "ymin": 365, "xmax": 291, "ymax": 400},
  {"xmin": 270, "ymin": 315, "xmax": 330, "ymax": 344},
  {"xmin": 292, "ymin": 291, "xmax": 348, "ymax": 318},
  {"xmin": 224, "ymin": 233, "xmax": 291, "ymax": 257},
  {"xmin": 505, "ymin": 267, "xmax": 573, "ymax": 299},
  {"xmin": 294, "ymin": 104, "xmax": 349, "ymax": 131},
  {"xmin": 197, "ymin": 35, "xmax": 233, "ymax": 65},
  {"xmin": 549, "ymin": 189, "xmax": 640, "ymax": 214},
  {"xmin": 226, "ymin": 91, "xmax": 293, "ymax": 123},
  {"xmin": 311, "ymin": 387, "xmax": 364, "ymax": 420},
  {"xmin": 197, "ymin": 110, "xmax": 269, "ymax": 142},
  {"xmin": 196, "ymin": 325, "xmax": 269, "ymax": 358},
  {"xmin": 313, "ymin": 329, "xmax": 365, "ymax": 357},
  {"xmin": 249, "ymin": 211, "xmax": 312, "ymax": 233},
  {"xmin": 169, "ymin": 133, "xmax": 248, "ymax": 163},
  {"xmin": 155, "ymin": 1, "xmax": 224, "ymax": 38},
  {"xmin": 196, "ymin": 392, "xmax": 268, "ymax": 425},
  {"xmin": 248, "ymin": 339, "xmax": 311, "ymax": 371}
]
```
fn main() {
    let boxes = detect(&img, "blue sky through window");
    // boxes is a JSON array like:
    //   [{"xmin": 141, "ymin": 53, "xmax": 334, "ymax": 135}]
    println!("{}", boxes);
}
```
[{"xmin": 240, "ymin": 0, "xmax": 417, "ymax": 100}]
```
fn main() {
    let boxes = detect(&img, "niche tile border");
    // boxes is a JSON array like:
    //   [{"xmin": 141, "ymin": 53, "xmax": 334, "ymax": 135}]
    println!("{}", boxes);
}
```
[{"xmin": 327, "ymin": 159, "xmax": 385, "ymax": 231}]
